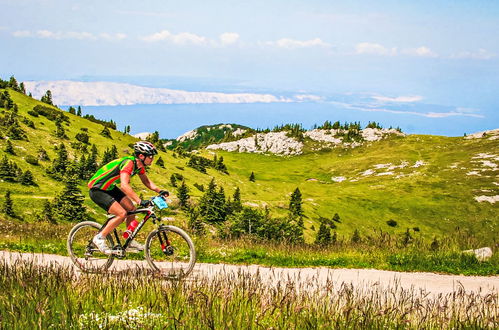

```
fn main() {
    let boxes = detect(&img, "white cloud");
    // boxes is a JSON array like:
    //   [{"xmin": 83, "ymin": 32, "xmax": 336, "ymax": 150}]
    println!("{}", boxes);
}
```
[
  {"xmin": 219, "ymin": 32, "xmax": 239, "ymax": 45},
  {"xmin": 355, "ymin": 42, "xmax": 397, "ymax": 56},
  {"xmin": 372, "ymin": 95, "xmax": 423, "ymax": 103},
  {"xmin": 141, "ymin": 30, "xmax": 207, "ymax": 45},
  {"xmin": 12, "ymin": 30, "xmax": 126, "ymax": 41},
  {"xmin": 451, "ymin": 48, "xmax": 495, "ymax": 60},
  {"xmin": 402, "ymin": 46, "xmax": 438, "ymax": 58},
  {"xmin": 293, "ymin": 94, "xmax": 324, "ymax": 102},
  {"xmin": 267, "ymin": 37, "xmax": 330, "ymax": 49}
]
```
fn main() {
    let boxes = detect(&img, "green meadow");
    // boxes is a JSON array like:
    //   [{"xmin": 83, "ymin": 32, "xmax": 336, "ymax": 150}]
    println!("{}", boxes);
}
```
[{"xmin": 0, "ymin": 86, "xmax": 497, "ymax": 275}]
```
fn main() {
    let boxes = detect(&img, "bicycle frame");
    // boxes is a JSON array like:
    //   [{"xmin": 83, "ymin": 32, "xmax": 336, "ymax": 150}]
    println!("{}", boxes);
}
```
[{"xmin": 97, "ymin": 207, "xmax": 159, "ymax": 257}]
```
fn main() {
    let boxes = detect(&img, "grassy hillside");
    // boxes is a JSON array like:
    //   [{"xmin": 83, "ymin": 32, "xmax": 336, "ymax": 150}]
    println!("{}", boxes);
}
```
[{"xmin": 1, "ymin": 88, "xmax": 498, "ymax": 240}]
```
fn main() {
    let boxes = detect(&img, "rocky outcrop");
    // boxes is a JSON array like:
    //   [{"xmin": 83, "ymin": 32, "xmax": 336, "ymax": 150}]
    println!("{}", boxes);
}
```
[
  {"xmin": 465, "ymin": 129, "xmax": 499, "ymax": 140},
  {"xmin": 206, "ymin": 131, "xmax": 303, "ymax": 155}
]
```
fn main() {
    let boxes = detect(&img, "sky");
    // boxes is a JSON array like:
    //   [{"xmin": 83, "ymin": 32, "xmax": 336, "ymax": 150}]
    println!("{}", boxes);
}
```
[{"xmin": 1, "ymin": 0, "xmax": 499, "ymax": 135}]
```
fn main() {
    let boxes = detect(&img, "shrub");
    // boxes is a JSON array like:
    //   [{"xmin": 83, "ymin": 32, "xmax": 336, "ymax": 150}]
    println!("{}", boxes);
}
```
[
  {"xmin": 25, "ymin": 155, "xmax": 39, "ymax": 166},
  {"xmin": 386, "ymin": 219, "xmax": 398, "ymax": 227},
  {"xmin": 193, "ymin": 183, "xmax": 204, "ymax": 192}
]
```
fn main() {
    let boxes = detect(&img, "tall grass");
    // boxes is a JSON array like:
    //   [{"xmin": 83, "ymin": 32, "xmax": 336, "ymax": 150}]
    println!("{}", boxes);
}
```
[{"xmin": 0, "ymin": 259, "xmax": 497, "ymax": 328}]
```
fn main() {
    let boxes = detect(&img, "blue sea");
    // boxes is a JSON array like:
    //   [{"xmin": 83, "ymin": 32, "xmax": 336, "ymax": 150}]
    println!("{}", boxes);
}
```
[{"xmin": 78, "ymin": 102, "xmax": 492, "ymax": 139}]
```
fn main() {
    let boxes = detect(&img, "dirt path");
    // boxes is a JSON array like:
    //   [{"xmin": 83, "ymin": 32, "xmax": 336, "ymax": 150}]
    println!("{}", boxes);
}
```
[{"xmin": 1, "ymin": 250, "xmax": 497, "ymax": 296}]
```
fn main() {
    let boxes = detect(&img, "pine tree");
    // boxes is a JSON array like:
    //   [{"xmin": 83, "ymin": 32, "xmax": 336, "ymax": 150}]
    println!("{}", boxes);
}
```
[
  {"xmin": 289, "ymin": 187, "xmax": 303, "ymax": 218},
  {"xmin": 315, "ymin": 221, "xmax": 331, "ymax": 245},
  {"xmin": 55, "ymin": 173, "xmax": 86, "ymax": 222},
  {"xmin": 42, "ymin": 200, "xmax": 56, "ymax": 224},
  {"xmin": 101, "ymin": 145, "xmax": 118, "ymax": 165},
  {"xmin": 4, "ymin": 140, "xmax": 14, "ymax": 154},
  {"xmin": 52, "ymin": 143, "xmax": 68, "ymax": 175},
  {"xmin": 77, "ymin": 106, "xmax": 82, "ymax": 116},
  {"xmin": 156, "ymin": 156, "xmax": 165, "ymax": 168},
  {"xmin": 188, "ymin": 207, "xmax": 204, "ymax": 235},
  {"xmin": 100, "ymin": 126, "xmax": 112, "ymax": 138},
  {"xmin": 215, "ymin": 156, "xmax": 228, "ymax": 174},
  {"xmin": 19, "ymin": 82, "xmax": 26, "ymax": 95},
  {"xmin": 19, "ymin": 170, "xmax": 35, "ymax": 186},
  {"xmin": 8, "ymin": 76, "xmax": 19, "ymax": 91},
  {"xmin": 199, "ymin": 178, "xmax": 227, "ymax": 222},
  {"xmin": 249, "ymin": 171, "xmax": 255, "ymax": 182},
  {"xmin": 332, "ymin": 213, "xmax": 341, "ymax": 223},
  {"xmin": 177, "ymin": 180, "xmax": 190, "ymax": 209},
  {"xmin": 55, "ymin": 118, "xmax": 67, "ymax": 139},
  {"xmin": 169, "ymin": 174, "xmax": 177, "ymax": 187},
  {"xmin": 0, "ymin": 156, "xmax": 15, "ymax": 182},
  {"xmin": 41, "ymin": 90, "xmax": 53, "ymax": 105},
  {"xmin": 68, "ymin": 106, "xmax": 76, "ymax": 115},
  {"xmin": 85, "ymin": 145, "xmax": 98, "ymax": 175},
  {"xmin": 232, "ymin": 187, "xmax": 242, "ymax": 213},
  {"xmin": 2, "ymin": 191, "xmax": 15, "ymax": 217}
]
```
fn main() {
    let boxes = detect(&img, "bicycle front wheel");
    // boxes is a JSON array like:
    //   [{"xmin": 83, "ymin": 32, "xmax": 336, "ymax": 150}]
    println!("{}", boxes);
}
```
[
  {"xmin": 145, "ymin": 225, "xmax": 196, "ymax": 279},
  {"xmin": 67, "ymin": 221, "xmax": 115, "ymax": 273}
]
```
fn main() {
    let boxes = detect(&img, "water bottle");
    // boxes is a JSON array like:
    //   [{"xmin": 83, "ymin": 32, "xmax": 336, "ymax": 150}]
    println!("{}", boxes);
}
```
[{"xmin": 123, "ymin": 219, "xmax": 139, "ymax": 239}]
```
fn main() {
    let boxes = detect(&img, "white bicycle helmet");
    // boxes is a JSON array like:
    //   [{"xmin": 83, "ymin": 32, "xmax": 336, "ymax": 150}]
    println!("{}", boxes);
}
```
[{"xmin": 133, "ymin": 141, "xmax": 158, "ymax": 156}]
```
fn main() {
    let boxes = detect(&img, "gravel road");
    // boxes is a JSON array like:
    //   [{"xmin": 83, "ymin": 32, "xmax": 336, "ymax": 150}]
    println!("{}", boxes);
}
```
[{"xmin": 1, "ymin": 250, "xmax": 497, "ymax": 296}]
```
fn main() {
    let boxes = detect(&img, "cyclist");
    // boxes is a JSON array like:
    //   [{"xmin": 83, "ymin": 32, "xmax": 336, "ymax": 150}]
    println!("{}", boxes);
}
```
[{"xmin": 88, "ymin": 141, "xmax": 169, "ymax": 255}]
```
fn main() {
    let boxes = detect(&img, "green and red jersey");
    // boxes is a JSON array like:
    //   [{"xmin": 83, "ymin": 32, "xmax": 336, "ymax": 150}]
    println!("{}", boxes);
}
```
[{"xmin": 88, "ymin": 156, "xmax": 145, "ymax": 191}]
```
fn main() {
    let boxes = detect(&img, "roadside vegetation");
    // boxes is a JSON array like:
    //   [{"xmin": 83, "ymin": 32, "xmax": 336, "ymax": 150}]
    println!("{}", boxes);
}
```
[{"xmin": 0, "ymin": 259, "xmax": 497, "ymax": 328}]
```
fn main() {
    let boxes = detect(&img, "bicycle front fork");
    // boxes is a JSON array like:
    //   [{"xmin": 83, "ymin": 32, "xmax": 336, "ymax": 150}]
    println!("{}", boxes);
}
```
[{"xmin": 157, "ymin": 230, "xmax": 174, "ymax": 256}]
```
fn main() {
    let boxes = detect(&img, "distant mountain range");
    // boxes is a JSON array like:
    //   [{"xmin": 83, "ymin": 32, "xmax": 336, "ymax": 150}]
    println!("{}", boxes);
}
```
[{"xmin": 23, "ymin": 80, "xmax": 322, "ymax": 106}]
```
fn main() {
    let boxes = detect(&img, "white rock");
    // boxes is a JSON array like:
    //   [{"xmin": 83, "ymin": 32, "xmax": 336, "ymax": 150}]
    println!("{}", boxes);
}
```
[
  {"xmin": 474, "ymin": 195, "xmax": 499, "ymax": 203},
  {"xmin": 331, "ymin": 176, "xmax": 346, "ymax": 182},
  {"xmin": 176, "ymin": 129, "xmax": 198, "ymax": 142},
  {"xmin": 412, "ymin": 160, "xmax": 426, "ymax": 168},
  {"xmin": 207, "ymin": 132, "xmax": 303, "ymax": 155},
  {"xmin": 133, "ymin": 132, "xmax": 152, "ymax": 140},
  {"xmin": 465, "ymin": 129, "xmax": 499, "ymax": 139},
  {"xmin": 462, "ymin": 247, "xmax": 493, "ymax": 261}
]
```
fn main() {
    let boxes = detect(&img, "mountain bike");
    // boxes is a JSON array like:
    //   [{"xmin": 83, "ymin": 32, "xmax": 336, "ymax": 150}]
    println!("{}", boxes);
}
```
[{"xmin": 67, "ymin": 194, "xmax": 196, "ymax": 279}]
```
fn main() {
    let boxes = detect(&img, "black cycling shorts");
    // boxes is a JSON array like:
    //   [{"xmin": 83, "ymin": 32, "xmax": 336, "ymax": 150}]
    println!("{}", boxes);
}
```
[{"xmin": 89, "ymin": 187, "xmax": 126, "ymax": 212}]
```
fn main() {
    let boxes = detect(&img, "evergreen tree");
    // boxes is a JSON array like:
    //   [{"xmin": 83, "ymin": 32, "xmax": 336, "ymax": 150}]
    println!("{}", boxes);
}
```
[
  {"xmin": 8, "ymin": 76, "xmax": 19, "ymax": 91},
  {"xmin": 188, "ymin": 207, "xmax": 204, "ymax": 235},
  {"xmin": 68, "ymin": 106, "xmax": 76, "ymax": 115},
  {"xmin": 52, "ymin": 143, "xmax": 68, "ymax": 175},
  {"xmin": 2, "ymin": 190, "xmax": 15, "ymax": 217},
  {"xmin": 55, "ymin": 118, "xmax": 67, "ymax": 139},
  {"xmin": 232, "ymin": 187, "xmax": 242, "ymax": 212},
  {"xmin": 100, "ymin": 126, "xmax": 112, "ymax": 138},
  {"xmin": 41, "ymin": 90, "xmax": 53, "ymax": 105},
  {"xmin": 85, "ymin": 145, "xmax": 98, "ymax": 174},
  {"xmin": 315, "ymin": 221, "xmax": 331, "ymax": 245},
  {"xmin": 101, "ymin": 145, "xmax": 118, "ymax": 165},
  {"xmin": 177, "ymin": 180, "xmax": 190, "ymax": 209},
  {"xmin": 156, "ymin": 156, "xmax": 165, "ymax": 168},
  {"xmin": 0, "ymin": 156, "xmax": 15, "ymax": 182},
  {"xmin": 199, "ymin": 178, "xmax": 227, "ymax": 222},
  {"xmin": 41, "ymin": 200, "xmax": 56, "ymax": 224},
  {"xmin": 19, "ymin": 82, "xmax": 26, "ymax": 95},
  {"xmin": 249, "ymin": 171, "xmax": 255, "ymax": 182},
  {"xmin": 332, "ymin": 213, "xmax": 341, "ymax": 223},
  {"xmin": 215, "ymin": 155, "xmax": 228, "ymax": 174},
  {"xmin": 55, "ymin": 173, "xmax": 86, "ymax": 222},
  {"xmin": 77, "ymin": 106, "xmax": 82, "ymax": 116},
  {"xmin": 4, "ymin": 140, "xmax": 14, "ymax": 154},
  {"xmin": 19, "ymin": 170, "xmax": 35, "ymax": 186},
  {"xmin": 289, "ymin": 187, "xmax": 304, "ymax": 218}
]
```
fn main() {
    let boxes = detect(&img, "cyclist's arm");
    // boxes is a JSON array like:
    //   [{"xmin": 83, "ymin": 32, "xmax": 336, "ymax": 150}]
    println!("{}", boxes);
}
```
[
  {"xmin": 138, "ymin": 172, "xmax": 161, "ymax": 193},
  {"xmin": 120, "ymin": 171, "xmax": 141, "ymax": 204}
]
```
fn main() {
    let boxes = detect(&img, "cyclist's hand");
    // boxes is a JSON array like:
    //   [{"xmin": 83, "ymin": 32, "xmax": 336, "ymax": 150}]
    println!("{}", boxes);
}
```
[
  {"xmin": 159, "ymin": 190, "xmax": 169, "ymax": 197},
  {"xmin": 139, "ymin": 199, "xmax": 152, "ymax": 208}
]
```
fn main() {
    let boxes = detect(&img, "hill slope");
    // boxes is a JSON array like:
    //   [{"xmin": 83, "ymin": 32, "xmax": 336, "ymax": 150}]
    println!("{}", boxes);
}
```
[{"xmin": 0, "ymin": 87, "xmax": 497, "ymax": 244}]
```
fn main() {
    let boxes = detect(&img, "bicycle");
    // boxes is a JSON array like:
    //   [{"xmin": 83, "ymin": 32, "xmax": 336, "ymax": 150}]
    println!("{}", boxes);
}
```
[{"xmin": 67, "ymin": 194, "xmax": 196, "ymax": 279}]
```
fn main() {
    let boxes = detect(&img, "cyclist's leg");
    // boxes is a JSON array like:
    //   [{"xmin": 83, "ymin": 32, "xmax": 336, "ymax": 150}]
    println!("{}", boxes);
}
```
[
  {"xmin": 100, "ymin": 202, "xmax": 127, "ymax": 237},
  {"xmin": 119, "ymin": 196, "xmax": 136, "ymax": 227}
]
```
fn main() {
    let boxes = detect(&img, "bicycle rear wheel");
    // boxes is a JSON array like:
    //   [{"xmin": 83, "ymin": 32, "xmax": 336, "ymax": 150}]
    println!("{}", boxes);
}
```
[
  {"xmin": 67, "ymin": 221, "xmax": 115, "ymax": 273},
  {"xmin": 145, "ymin": 225, "xmax": 196, "ymax": 279}
]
